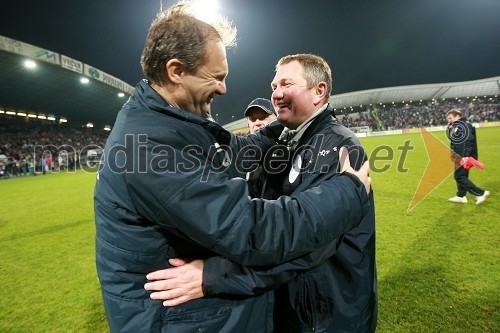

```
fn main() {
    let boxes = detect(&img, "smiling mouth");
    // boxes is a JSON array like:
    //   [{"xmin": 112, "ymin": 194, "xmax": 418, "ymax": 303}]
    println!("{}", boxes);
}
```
[{"xmin": 276, "ymin": 103, "xmax": 289, "ymax": 111}]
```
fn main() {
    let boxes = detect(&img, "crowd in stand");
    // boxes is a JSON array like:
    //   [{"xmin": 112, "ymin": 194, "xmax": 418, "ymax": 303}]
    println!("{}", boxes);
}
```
[
  {"xmin": 338, "ymin": 96, "xmax": 500, "ymax": 131},
  {"xmin": 1, "ymin": 96, "xmax": 499, "ymax": 178},
  {"xmin": 0, "ymin": 120, "xmax": 108, "ymax": 178},
  {"xmin": 337, "ymin": 112, "xmax": 378, "ymax": 131}
]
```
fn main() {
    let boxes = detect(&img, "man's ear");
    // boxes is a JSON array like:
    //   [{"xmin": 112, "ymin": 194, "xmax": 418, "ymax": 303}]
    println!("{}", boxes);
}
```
[
  {"xmin": 313, "ymin": 82, "xmax": 328, "ymax": 105},
  {"xmin": 165, "ymin": 59, "xmax": 184, "ymax": 84}
]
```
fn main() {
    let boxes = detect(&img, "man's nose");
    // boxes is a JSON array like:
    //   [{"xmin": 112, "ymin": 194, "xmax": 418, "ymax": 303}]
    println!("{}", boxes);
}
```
[
  {"xmin": 216, "ymin": 80, "xmax": 227, "ymax": 95},
  {"xmin": 272, "ymin": 87, "xmax": 283, "ymax": 100}
]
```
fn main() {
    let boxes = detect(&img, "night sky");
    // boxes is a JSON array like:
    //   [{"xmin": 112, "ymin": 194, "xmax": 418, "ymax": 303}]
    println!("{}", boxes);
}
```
[{"xmin": 2, "ymin": 0, "xmax": 499, "ymax": 124}]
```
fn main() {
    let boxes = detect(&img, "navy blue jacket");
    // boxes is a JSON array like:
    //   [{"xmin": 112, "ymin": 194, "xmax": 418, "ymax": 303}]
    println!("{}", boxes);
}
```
[
  {"xmin": 447, "ymin": 116, "xmax": 479, "ymax": 159},
  {"xmin": 94, "ymin": 81, "xmax": 371, "ymax": 332},
  {"xmin": 203, "ymin": 106, "xmax": 377, "ymax": 332}
]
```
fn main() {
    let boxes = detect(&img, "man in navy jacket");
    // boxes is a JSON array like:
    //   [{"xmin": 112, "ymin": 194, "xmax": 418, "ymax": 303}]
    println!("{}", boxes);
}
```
[
  {"xmin": 94, "ymin": 2, "xmax": 371, "ymax": 332},
  {"xmin": 146, "ymin": 54, "xmax": 377, "ymax": 332}
]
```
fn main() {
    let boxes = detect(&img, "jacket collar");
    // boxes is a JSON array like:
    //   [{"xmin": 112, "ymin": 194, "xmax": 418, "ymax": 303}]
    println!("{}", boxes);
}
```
[
  {"xmin": 278, "ymin": 103, "xmax": 336, "ymax": 151},
  {"xmin": 131, "ymin": 80, "xmax": 231, "ymax": 144},
  {"xmin": 133, "ymin": 79, "xmax": 220, "ymax": 128}
]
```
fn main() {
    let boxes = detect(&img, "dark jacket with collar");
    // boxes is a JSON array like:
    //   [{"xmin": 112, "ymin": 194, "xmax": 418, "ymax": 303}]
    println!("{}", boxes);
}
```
[
  {"xmin": 447, "ymin": 116, "xmax": 478, "ymax": 159},
  {"xmin": 94, "ymin": 82, "xmax": 371, "ymax": 333},
  {"xmin": 203, "ymin": 105, "xmax": 377, "ymax": 333}
]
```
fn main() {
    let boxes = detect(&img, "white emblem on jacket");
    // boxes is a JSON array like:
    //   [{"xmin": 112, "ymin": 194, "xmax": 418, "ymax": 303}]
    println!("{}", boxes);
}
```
[
  {"xmin": 289, "ymin": 154, "xmax": 302, "ymax": 183},
  {"xmin": 214, "ymin": 142, "xmax": 231, "ymax": 167}
]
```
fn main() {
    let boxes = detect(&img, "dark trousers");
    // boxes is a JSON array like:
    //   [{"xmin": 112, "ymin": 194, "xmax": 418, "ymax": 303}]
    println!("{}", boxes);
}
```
[{"xmin": 454, "ymin": 166, "xmax": 484, "ymax": 197}]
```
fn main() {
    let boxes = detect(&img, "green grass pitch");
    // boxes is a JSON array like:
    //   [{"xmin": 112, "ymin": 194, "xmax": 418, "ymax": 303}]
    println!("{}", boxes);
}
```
[{"xmin": 0, "ymin": 127, "xmax": 498, "ymax": 332}]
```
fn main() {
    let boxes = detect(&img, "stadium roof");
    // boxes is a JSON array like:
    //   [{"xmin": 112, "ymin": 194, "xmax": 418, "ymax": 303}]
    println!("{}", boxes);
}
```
[
  {"xmin": 0, "ymin": 34, "xmax": 133, "ymax": 129},
  {"xmin": 1, "ymin": 34, "xmax": 498, "ymax": 131},
  {"xmin": 329, "ymin": 76, "xmax": 500, "ymax": 112}
]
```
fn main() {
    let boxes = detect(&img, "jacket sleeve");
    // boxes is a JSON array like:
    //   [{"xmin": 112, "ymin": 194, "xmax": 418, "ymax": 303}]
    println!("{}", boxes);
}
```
[
  {"xmin": 463, "ymin": 122, "xmax": 476, "ymax": 157},
  {"xmin": 205, "ymin": 118, "xmax": 281, "ymax": 154},
  {"xmin": 125, "ymin": 140, "xmax": 370, "ymax": 266},
  {"xmin": 202, "ymin": 132, "xmax": 367, "ymax": 294},
  {"xmin": 203, "ymin": 242, "xmax": 337, "ymax": 296},
  {"xmin": 230, "ymin": 121, "xmax": 284, "ymax": 173}
]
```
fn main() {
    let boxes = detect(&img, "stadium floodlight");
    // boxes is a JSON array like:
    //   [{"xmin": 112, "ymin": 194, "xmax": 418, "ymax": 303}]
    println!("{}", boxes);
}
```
[
  {"xmin": 28, "ymin": 114, "xmax": 37, "ymax": 118},
  {"xmin": 17, "ymin": 112, "xmax": 27, "ymax": 117},
  {"xmin": 86, "ymin": 123, "xmax": 94, "ymax": 128},
  {"xmin": 81, "ymin": 77, "xmax": 90, "ymax": 84},
  {"xmin": 118, "ymin": 92, "xmax": 125, "ymax": 98},
  {"xmin": 47, "ymin": 116, "xmax": 56, "ymax": 121},
  {"xmin": 59, "ymin": 118, "xmax": 68, "ymax": 123},
  {"xmin": 192, "ymin": 0, "xmax": 220, "ymax": 23},
  {"xmin": 0, "ymin": 110, "xmax": 5, "ymax": 114},
  {"xmin": 38, "ymin": 115, "xmax": 47, "ymax": 119},
  {"xmin": 6, "ymin": 111, "xmax": 17, "ymax": 115},
  {"xmin": 104, "ymin": 126, "xmax": 111, "ymax": 131},
  {"xmin": 24, "ymin": 60, "xmax": 36, "ymax": 69}
]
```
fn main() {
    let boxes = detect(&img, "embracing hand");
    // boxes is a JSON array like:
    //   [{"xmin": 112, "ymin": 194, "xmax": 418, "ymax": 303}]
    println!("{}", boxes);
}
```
[
  {"xmin": 339, "ymin": 146, "xmax": 371, "ymax": 194},
  {"xmin": 145, "ymin": 258, "xmax": 205, "ymax": 306}
]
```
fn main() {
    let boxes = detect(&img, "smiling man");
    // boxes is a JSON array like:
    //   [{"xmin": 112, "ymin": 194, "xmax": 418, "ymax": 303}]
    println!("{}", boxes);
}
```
[
  {"xmin": 94, "ymin": 3, "xmax": 372, "ymax": 333},
  {"xmin": 145, "ymin": 54, "xmax": 377, "ymax": 333}
]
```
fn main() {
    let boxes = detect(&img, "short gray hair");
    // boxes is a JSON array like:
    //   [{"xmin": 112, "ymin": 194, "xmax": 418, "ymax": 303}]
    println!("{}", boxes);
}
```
[
  {"xmin": 276, "ymin": 53, "xmax": 332, "ymax": 103},
  {"xmin": 141, "ymin": 1, "xmax": 237, "ymax": 86}
]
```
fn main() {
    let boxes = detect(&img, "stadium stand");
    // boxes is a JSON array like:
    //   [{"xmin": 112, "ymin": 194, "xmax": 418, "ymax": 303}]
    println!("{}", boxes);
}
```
[
  {"xmin": 0, "ymin": 35, "xmax": 498, "ymax": 177},
  {"xmin": 338, "ymin": 96, "xmax": 500, "ymax": 132},
  {"xmin": 0, "ymin": 118, "xmax": 108, "ymax": 177}
]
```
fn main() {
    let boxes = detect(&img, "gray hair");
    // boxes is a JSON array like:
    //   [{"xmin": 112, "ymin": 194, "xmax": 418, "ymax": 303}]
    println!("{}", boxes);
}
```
[
  {"xmin": 276, "ymin": 53, "xmax": 332, "ymax": 103},
  {"xmin": 141, "ymin": 1, "xmax": 237, "ymax": 86}
]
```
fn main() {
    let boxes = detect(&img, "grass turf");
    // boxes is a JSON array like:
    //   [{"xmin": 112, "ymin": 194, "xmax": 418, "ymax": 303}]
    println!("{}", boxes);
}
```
[{"xmin": 0, "ymin": 127, "xmax": 498, "ymax": 332}]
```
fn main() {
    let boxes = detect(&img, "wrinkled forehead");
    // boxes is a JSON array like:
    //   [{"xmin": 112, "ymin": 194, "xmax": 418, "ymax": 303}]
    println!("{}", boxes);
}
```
[
  {"xmin": 272, "ymin": 61, "xmax": 305, "ymax": 86},
  {"xmin": 201, "ymin": 39, "xmax": 228, "ymax": 71}
]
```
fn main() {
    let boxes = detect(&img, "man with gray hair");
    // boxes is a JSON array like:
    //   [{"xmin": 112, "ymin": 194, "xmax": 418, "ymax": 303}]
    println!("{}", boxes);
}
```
[
  {"xmin": 147, "ymin": 54, "xmax": 377, "ymax": 332},
  {"xmin": 95, "ymin": 2, "xmax": 371, "ymax": 332}
]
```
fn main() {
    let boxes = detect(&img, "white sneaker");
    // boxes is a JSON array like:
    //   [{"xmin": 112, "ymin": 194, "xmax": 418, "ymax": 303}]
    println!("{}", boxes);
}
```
[
  {"xmin": 448, "ymin": 196, "xmax": 467, "ymax": 203},
  {"xmin": 476, "ymin": 191, "xmax": 490, "ymax": 205}
]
